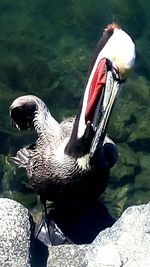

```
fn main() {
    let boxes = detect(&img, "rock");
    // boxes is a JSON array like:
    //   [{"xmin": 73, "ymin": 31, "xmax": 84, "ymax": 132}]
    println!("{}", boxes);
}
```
[
  {"xmin": 0, "ymin": 197, "xmax": 87, "ymax": 267},
  {"xmin": 1, "ymin": 198, "xmax": 150, "ymax": 267},
  {"xmin": 103, "ymin": 183, "xmax": 135, "ymax": 219},
  {"xmin": 125, "ymin": 189, "xmax": 150, "ymax": 208},
  {"xmin": 136, "ymin": 152, "xmax": 150, "ymax": 171},
  {"xmin": 0, "ymin": 198, "xmax": 34, "ymax": 267},
  {"xmin": 84, "ymin": 202, "xmax": 150, "ymax": 266},
  {"xmin": 41, "ymin": 202, "xmax": 150, "ymax": 267},
  {"xmin": 47, "ymin": 245, "xmax": 87, "ymax": 267},
  {"xmin": 111, "ymin": 143, "xmax": 138, "ymax": 181},
  {"xmin": 135, "ymin": 170, "xmax": 150, "ymax": 190}
]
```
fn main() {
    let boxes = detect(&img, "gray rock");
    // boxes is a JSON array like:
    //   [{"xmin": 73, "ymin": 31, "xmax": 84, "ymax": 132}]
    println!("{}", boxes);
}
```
[
  {"xmin": 1, "ymin": 198, "xmax": 150, "ymax": 267},
  {"xmin": 84, "ymin": 202, "xmax": 150, "ymax": 266},
  {"xmin": 0, "ymin": 198, "xmax": 34, "ymax": 267},
  {"xmin": 47, "ymin": 202, "xmax": 150, "ymax": 266},
  {"xmin": 47, "ymin": 244, "xmax": 87, "ymax": 267}
]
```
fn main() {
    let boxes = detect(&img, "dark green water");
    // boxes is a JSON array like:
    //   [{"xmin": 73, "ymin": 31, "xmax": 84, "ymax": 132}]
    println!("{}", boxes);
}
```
[{"xmin": 0, "ymin": 0, "xmax": 149, "ymax": 219}]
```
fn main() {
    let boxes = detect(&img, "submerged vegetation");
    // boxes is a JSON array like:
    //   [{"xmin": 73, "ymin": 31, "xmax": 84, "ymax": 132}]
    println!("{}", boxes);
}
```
[{"xmin": 0, "ymin": 0, "xmax": 149, "ymax": 218}]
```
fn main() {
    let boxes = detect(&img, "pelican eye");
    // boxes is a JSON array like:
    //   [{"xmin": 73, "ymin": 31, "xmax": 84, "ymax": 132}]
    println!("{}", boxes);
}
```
[{"xmin": 106, "ymin": 59, "xmax": 126, "ymax": 84}]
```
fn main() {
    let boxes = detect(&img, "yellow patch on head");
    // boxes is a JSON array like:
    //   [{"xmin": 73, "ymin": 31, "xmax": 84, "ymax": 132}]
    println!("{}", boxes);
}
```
[{"xmin": 112, "ymin": 55, "xmax": 133, "ymax": 79}]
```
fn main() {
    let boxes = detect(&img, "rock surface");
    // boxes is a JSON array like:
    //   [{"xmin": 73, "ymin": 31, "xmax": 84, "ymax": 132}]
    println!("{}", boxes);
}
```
[
  {"xmin": 0, "ymin": 198, "xmax": 33, "ymax": 267},
  {"xmin": 0, "ymin": 198, "xmax": 150, "ymax": 267},
  {"xmin": 47, "ymin": 244, "xmax": 87, "ymax": 267},
  {"xmin": 85, "ymin": 202, "xmax": 150, "ymax": 266},
  {"xmin": 47, "ymin": 202, "xmax": 150, "ymax": 266}
]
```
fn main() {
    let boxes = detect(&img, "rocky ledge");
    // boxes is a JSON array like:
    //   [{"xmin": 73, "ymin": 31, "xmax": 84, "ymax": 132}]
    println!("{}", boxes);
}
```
[{"xmin": 0, "ymin": 198, "xmax": 150, "ymax": 267}]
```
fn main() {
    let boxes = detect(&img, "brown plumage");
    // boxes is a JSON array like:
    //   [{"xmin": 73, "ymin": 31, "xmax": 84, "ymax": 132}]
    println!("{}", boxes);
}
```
[
  {"xmin": 10, "ymin": 95, "xmax": 115, "ymax": 203},
  {"xmin": 9, "ymin": 24, "xmax": 135, "ymax": 244},
  {"xmin": 10, "ymin": 23, "xmax": 135, "ymax": 205}
]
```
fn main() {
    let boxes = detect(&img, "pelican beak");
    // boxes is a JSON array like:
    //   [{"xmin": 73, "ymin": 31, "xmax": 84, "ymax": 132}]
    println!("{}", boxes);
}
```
[
  {"xmin": 68, "ymin": 25, "xmax": 135, "ymax": 158},
  {"xmin": 89, "ymin": 59, "xmax": 123, "ymax": 157}
]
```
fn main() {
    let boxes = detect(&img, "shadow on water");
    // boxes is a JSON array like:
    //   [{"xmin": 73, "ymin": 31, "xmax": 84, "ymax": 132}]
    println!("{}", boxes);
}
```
[
  {"xmin": 31, "ymin": 238, "xmax": 49, "ymax": 267},
  {"xmin": 48, "ymin": 200, "xmax": 115, "ymax": 244},
  {"xmin": 30, "ymin": 215, "xmax": 49, "ymax": 267},
  {"xmin": 30, "ymin": 200, "xmax": 115, "ymax": 266}
]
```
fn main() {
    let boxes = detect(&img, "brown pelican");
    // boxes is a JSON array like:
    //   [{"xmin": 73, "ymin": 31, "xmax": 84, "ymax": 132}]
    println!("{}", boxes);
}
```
[{"xmin": 9, "ymin": 23, "xmax": 135, "ymax": 245}]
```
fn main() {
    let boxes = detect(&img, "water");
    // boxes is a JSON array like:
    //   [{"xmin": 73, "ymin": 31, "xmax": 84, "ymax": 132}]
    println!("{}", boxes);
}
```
[{"xmin": 0, "ymin": 0, "xmax": 149, "ymax": 221}]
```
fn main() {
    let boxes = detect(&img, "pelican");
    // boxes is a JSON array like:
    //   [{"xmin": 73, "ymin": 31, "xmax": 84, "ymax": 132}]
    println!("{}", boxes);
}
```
[{"xmin": 9, "ymin": 23, "xmax": 135, "ymax": 245}]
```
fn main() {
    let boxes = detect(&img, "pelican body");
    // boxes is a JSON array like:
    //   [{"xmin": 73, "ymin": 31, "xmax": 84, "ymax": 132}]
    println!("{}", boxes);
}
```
[
  {"xmin": 10, "ymin": 24, "xmax": 135, "ymax": 214},
  {"xmin": 10, "ymin": 96, "xmax": 114, "ymax": 202}
]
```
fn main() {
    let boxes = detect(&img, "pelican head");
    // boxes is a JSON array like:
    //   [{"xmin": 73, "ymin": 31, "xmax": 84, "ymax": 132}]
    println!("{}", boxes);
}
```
[{"xmin": 65, "ymin": 23, "xmax": 136, "ymax": 157}]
